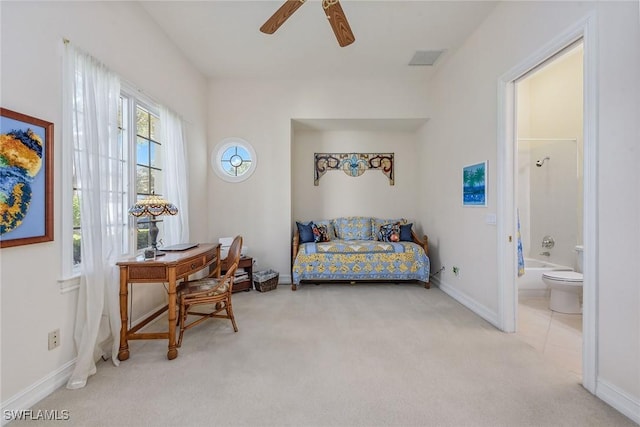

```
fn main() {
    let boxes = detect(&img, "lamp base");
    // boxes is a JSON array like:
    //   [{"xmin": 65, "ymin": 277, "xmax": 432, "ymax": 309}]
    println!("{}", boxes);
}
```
[{"xmin": 144, "ymin": 248, "xmax": 167, "ymax": 259}]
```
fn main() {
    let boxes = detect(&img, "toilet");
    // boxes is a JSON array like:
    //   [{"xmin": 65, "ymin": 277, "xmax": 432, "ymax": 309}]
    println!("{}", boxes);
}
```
[{"xmin": 542, "ymin": 245, "xmax": 583, "ymax": 314}]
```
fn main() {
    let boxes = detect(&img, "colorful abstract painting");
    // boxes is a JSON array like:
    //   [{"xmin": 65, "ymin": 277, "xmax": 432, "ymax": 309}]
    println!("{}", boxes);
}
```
[{"xmin": 0, "ymin": 108, "xmax": 53, "ymax": 247}]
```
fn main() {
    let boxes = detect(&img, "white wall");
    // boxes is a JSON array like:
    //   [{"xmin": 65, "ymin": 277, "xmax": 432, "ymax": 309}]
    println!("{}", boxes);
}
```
[
  {"xmin": 292, "ymin": 128, "xmax": 422, "ymax": 227},
  {"xmin": 0, "ymin": 1, "xmax": 208, "ymax": 406},
  {"xmin": 207, "ymin": 78, "xmax": 431, "ymax": 279},
  {"xmin": 420, "ymin": 0, "xmax": 639, "ymax": 419}
]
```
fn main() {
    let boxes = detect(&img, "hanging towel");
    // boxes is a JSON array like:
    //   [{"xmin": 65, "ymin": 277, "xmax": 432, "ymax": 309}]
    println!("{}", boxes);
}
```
[{"xmin": 517, "ymin": 209, "xmax": 525, "ymax": 277}]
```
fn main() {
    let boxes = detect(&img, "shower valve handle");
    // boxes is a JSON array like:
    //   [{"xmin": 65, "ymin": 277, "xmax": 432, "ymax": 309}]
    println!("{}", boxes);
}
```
[{"xmin": 542, "ymin": 235, "xmax": 555, "ymax": 249}]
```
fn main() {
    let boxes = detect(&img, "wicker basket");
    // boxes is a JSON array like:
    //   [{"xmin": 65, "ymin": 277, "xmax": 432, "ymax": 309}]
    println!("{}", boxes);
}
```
[{"xmin": 253, "ymin": 270, "xmax": 279, "ymax": 292}]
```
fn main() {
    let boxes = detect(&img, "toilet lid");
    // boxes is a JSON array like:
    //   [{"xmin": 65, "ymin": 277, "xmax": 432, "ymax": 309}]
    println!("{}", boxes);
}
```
[{"xmin": 542, "ymin": 271, "xmax": 583, "ymax": 282}]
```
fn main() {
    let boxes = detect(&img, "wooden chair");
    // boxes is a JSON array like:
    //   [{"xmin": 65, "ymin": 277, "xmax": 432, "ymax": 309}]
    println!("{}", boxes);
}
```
[{"xmin": 177, "ymin": 235, "xmax": 243, "ymax": 347}]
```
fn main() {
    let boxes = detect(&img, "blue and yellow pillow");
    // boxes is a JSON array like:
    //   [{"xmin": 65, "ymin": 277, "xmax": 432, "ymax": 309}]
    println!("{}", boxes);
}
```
[{"xmin": 333, "ymin": 216, "xmax": 373, "ymax": 240}]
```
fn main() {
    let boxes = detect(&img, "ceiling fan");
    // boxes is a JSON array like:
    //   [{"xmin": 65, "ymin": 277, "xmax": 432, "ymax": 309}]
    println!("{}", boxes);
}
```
[{"xmin": 260, "ymin": 0, "xmax": 355, "ymax": 47}]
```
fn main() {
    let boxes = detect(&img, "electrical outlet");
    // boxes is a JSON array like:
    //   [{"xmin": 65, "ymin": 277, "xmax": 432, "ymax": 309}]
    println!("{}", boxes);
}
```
[
  {"xmin": 452, "ymin": 266, "xmax": 460, "ymax": 276},
  {"xmin": 48, "ymin": 329, "xmax": 60, "ymax": 350}
]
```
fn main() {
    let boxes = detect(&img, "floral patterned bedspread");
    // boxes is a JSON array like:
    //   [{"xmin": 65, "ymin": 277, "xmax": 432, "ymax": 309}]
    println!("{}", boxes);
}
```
[{"xmin": 292, "ymin": 240, "xmax": 430, "ymax": 285}]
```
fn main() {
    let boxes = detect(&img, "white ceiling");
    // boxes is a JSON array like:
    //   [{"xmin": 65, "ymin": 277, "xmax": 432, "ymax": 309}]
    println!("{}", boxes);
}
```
[{"xmin": 141, "ymin": 0, "xmax": 499, "ymax": 80}]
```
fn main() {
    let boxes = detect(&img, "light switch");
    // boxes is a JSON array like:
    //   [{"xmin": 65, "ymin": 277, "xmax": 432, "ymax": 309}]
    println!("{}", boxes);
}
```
[{"xmin": 485, "ymin": 213, "xmax": 497, "ymax": 225}]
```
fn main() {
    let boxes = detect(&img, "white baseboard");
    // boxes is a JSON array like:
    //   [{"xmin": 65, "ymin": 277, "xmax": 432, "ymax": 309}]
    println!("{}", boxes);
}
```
[
  {"xmin": 1, "ymin": 302, "xmax": 168, "ymax": 426},
  {"xmin": 432, "ymin": 276, "xmax": 500, "ymax": 328},
  {"xmin": 278, "ymin": 273, "xmax": 292, "ymax": 285},
  {"xmin": 597, "ymin": 379, "xmax": 640, "ymax": 424},
  {"xmin": 1, "ymin": 359, "xmax": 76, "ymax": 426},
  {"xmin": 435, "ymin": 279, "xmax": 639, "ymax": 423}
]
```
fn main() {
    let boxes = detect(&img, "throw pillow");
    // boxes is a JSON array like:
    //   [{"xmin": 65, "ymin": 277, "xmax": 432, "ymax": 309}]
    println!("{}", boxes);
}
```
[
  {"xmin": 372, "ymin": 218, "xmax": 407, "ymax": 240},
  {"xmin": 334, "ymin": 216, "xmax": 373, "ymax": 240},
  {"xmin": 312, "ymin": 224, "xmax": 331, "ymax": 242},
  {"xmin": 313, "ymin": 220, "xmax": 336, "ymax": 240},
  {"xmin": 296, "ymin": 221, "xmax": 315, "ymax": 243},
  {"xmin": 399, "ymin": 223, "xmax": 413, "ymax": 241},
  {"xmin": 378, "ymin": 223, "xmax": 400, "ymax": 242}
]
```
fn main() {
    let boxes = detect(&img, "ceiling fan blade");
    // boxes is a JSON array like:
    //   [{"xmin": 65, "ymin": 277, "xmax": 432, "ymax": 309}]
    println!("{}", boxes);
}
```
[
  {"xmin": 322, "ymin": 0, "xmax": 355, "ymax": 47},
  {"xmin": 260, "ymin": 0, "xmax": 307, "ymax": 34}
]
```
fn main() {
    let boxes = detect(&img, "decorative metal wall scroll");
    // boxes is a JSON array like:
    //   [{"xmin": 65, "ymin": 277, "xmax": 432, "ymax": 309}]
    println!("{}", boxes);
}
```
[{"xmin": 314, "ymin": 153, "xmax": 394, "ymax": 186}]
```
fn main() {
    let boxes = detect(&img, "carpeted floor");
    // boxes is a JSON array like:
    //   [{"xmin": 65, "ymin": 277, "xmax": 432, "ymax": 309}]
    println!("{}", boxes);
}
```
[{"xmin": 10, "ymin": 284, "xmax": 636, "ymax": 426}]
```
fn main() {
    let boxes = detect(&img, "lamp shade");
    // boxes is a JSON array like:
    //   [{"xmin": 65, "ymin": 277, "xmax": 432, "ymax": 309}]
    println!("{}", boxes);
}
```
[{"xmin": 128, "ymin": 193, "xmax": 178, "ymax": 217}]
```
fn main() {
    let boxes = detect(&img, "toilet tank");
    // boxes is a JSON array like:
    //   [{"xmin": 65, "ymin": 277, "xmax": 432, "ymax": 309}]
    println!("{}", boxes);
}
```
[{"xmin": 574, "ymin": 245, "xmax": 584, "ymax": 273}]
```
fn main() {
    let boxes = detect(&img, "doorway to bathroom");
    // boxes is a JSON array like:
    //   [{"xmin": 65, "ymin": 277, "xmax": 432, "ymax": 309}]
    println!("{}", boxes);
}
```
[
  {"xmin": 497, "ymin": 15, "xmax": 598, "ymax": 393},
  {"xmin": 514, "ymin": 41, "xmax": 584, "ymax": 380}
]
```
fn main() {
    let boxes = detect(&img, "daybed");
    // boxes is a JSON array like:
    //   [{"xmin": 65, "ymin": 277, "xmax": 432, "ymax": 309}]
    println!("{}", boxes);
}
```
[{"xmin": 291, "ymin": 216, "xmax": 430, "ymax": 290}]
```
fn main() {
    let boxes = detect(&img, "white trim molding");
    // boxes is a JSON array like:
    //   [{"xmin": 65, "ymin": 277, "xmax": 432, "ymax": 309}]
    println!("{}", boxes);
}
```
[
  {"xmin": 496, "ymin": 12, "xmax": 598, "ymax": 394},
  {"xmin": 431, "ymin": 277, "xmax": 500, "ymax": 328},
  {"xmin": 1, "ymin": 359, "xmax": 76, "ymax": 426},
  {"xmin": 211, "ymin": 137, "xmax": 257, "ymax": 183},
  {"xmin": 596, "ymin": 379, "xmax": 640, "ymax": 425},
  {"xmin": 0, "ymin": 300, "xmax": 171, "ymax": 426},
  {"xmin": 57, "ymin": 275, "xmax": 80, "ymax": 294},
  {"xmin": 279, "ymin": 273, "xmax": 292, "ymax": 285}
]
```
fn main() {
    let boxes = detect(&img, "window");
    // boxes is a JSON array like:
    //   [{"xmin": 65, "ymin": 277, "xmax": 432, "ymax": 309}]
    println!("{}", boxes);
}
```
[
  {"xmin": 71, "ymin": 93, "xmax": 166, "ymax": 268},
  {"xmin": 133, "ymin": 104, "xmax": 164, "ymax": 251},
  {"xmin": 211, "ymin": 137, "xmax": 257, "ymax": 183}
]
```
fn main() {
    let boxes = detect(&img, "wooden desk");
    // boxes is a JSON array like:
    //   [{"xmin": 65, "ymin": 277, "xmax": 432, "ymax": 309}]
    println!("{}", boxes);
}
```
[{"xmin": 117, "ymin": 243, "xmax": 220, "ymax": 361}]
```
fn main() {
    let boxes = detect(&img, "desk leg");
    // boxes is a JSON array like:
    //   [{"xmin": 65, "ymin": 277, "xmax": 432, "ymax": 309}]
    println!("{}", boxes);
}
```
[
  {"xmin": 118, "ymin": 267, "xmax": 130, "ymax": 361},
  {"xmin": 167, "ymin": 270, "xmax": 178, "ymax": 360}
]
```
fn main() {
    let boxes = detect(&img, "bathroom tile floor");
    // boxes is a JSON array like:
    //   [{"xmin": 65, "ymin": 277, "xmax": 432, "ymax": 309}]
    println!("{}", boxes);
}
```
[{"xmin": 516, "ymin": 294, "xmax": 582, "ymax": 380}]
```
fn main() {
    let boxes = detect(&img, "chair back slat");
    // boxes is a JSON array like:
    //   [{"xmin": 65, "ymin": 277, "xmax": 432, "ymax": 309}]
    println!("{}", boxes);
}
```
[{"xmin": 227, "ymin": 235, "xmax": 243, "ymax": 266}]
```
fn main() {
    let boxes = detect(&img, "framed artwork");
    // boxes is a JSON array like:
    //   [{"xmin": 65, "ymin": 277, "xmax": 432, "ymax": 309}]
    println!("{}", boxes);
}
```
[
  {"xmin": 0, "ymin": 108, "xmax": 54, "ymax": 248},
  {"xmin": 462, "ymin": 161, "xmax": 487, "ymax": 207}
]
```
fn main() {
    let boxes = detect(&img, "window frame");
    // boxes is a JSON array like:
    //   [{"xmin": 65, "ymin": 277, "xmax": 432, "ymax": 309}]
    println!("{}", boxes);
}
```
[
  {"xmin": 62, "ymin": 85, "xmax": 164, "ymax": 281},
  {"xmin": 211, "ymin": 137, "xmax": 257, "ymax": 183}
]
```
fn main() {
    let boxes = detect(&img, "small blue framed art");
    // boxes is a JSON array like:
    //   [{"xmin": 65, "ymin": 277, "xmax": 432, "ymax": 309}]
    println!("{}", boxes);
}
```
[{"xmin": 462, "ymin": 161, "xmax": 487, "ymax": 207}]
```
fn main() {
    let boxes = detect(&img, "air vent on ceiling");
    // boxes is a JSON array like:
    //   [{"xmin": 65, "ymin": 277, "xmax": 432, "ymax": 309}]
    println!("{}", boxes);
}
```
[{"xmin": 408, "ymin": 50, "xmax": 444, "ymax": 66}]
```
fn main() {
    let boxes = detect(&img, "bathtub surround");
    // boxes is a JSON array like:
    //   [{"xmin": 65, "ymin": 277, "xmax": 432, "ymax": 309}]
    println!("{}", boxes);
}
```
[{"xmin": 518, "ymin": 138, "xmax": 581, "ymax": 267}]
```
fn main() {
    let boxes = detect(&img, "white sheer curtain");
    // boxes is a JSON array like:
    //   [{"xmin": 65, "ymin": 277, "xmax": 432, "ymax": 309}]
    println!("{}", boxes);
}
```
[
  {"xmin": 63, "ymin": 43, "xmax": 123, "ymax": 389},
  {"xmin": 159, "ymin": 106, "xmax": 190, "ymax": 245}
]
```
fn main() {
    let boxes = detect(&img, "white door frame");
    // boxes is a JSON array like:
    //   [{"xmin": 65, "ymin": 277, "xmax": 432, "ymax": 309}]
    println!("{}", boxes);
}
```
[{"xmin": 496, "ymin": 14, "xmax": 598, "ymax": 393}]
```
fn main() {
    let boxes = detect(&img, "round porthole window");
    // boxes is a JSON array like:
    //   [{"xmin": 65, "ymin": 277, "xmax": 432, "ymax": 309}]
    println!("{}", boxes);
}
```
[{"xmin": 211, "ymin": 137, "xmax": 257, "ymax": 183}]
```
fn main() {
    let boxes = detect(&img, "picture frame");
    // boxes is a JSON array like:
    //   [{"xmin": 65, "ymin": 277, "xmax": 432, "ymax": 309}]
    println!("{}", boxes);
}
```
[
  {"xmin": 1, "ymin": 108, "xmax": 54, "ymax": 248},
  {"xmin": 462, "ymin": 161, "xmax": 487, "ymax": 207}
]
